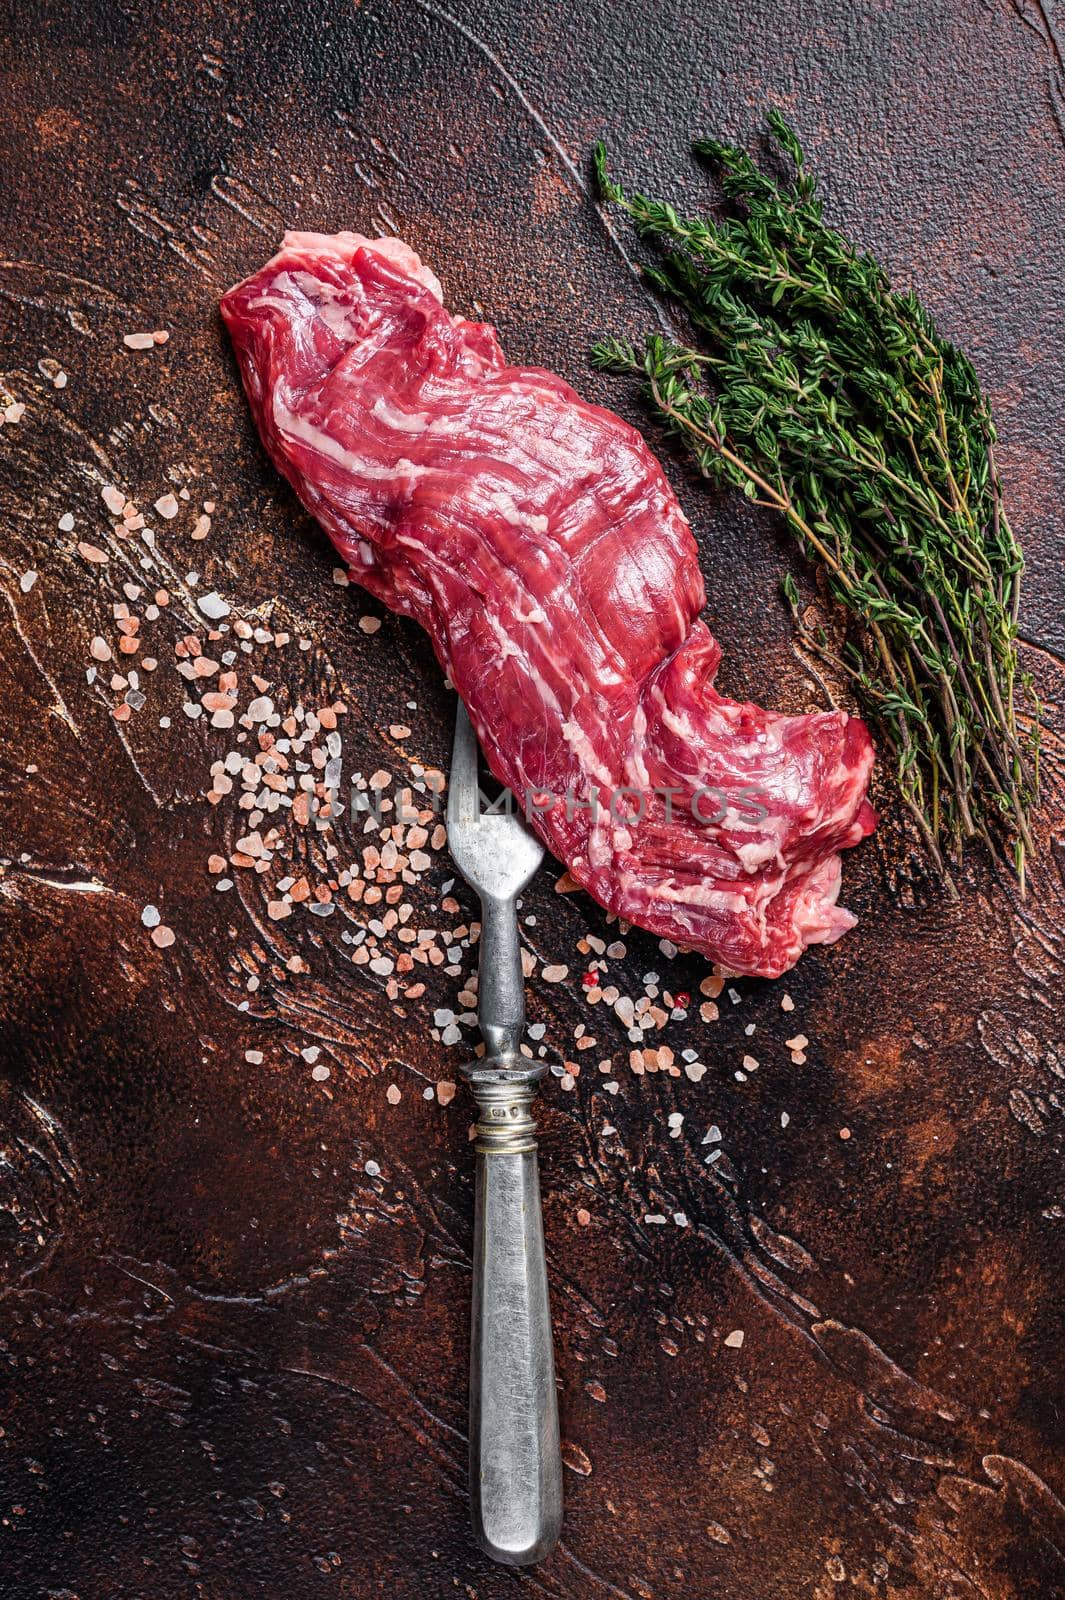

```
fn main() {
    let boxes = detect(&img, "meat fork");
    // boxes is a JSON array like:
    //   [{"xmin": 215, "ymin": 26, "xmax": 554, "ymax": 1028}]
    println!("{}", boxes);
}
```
[{"xmin": 446, "ymin": 700, "xmax": 563, "ymax": 1566}]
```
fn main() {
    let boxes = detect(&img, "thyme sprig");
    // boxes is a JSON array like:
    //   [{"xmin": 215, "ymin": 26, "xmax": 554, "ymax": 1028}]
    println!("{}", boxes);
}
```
[{"xmin": 593, "ymin": 111, "xmax": 1039, "ymax": 891}]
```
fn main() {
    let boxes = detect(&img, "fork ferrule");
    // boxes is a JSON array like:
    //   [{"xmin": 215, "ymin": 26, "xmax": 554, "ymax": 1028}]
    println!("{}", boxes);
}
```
[{"xmin": 462, "ymin": 1062, "xmax": 545, "ymax": 1155}]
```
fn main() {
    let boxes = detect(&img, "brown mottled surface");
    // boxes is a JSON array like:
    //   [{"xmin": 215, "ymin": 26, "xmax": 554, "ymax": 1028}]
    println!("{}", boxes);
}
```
[{"xmin": 1, "ymin": 2, "xmax": 1064, "ymax": 1596}]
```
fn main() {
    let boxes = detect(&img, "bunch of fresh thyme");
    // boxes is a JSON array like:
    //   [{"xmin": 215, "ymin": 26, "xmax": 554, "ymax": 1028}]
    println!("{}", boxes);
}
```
[{"xmin": 593, "ymin": 111, "xmax": 1039, "ymax": 891}]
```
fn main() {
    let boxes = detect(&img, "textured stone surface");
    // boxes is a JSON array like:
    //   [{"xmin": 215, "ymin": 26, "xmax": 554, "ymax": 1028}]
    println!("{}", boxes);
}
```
[{"xmin": 0, "ymin": 1, "xmax": 1063, "ymax": 1596}]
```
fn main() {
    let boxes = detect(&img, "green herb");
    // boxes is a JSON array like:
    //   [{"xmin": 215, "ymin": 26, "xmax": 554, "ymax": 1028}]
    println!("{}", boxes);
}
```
[{"xmin": 592, "ymin": 112, "xmax": 1039, "ymax": 893}]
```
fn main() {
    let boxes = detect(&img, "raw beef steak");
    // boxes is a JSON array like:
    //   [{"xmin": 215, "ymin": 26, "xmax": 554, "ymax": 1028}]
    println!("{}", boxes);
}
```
[{"xmin": 222, "ymin": 232, "xmax": 875, "ymax": 976}]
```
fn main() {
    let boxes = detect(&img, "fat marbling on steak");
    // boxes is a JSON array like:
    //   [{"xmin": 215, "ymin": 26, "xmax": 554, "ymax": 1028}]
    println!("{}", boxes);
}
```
[{"xmin": 221, "ymin": 232, "xmax": 875, "ymax": 977}]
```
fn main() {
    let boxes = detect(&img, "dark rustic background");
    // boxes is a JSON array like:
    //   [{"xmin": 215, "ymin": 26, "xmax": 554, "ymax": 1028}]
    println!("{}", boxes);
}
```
[{"xmin": 1, "ymin": 1, "xmax": 1064, "ymax": 1596}]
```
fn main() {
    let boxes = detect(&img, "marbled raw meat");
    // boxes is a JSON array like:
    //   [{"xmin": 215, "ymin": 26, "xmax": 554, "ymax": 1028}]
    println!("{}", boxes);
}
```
[{"xmin": 221, "ymin": 232, "xmax": 875, "ymax": 976}]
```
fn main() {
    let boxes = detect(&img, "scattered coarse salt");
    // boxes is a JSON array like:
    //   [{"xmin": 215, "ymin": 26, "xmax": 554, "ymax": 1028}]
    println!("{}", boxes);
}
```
[
  {"xmin": 311, "ymin": 1064, "xmax": 330, "ymax": 1082},
  {"xmin": 101, "ymin": 485, "xmax": 126, "ymax": 515},
  {"xmin": 542, "ymin": 964, "xmax": 568, "ymax": 984},
  {"xmin": 389, "ymin": 724, "xmax": 411, "ymax": 740},
  {"xmin": 154, "ymin": 492, "xmax": 179, "ymax": 520},
  {"xmin": 19, "ymin": 570, "xmax": 38, "ymax": 593},
  {"xmin": 197, "ymin": 590, "xmax": 230, "ymax": 620},
  {"xmin": 840, "ymin": 1127, "xmax": 851, "ymax": 1140},
  {"xmin": 386, "ymin": 1084, "xmax": 402, "ymax": 1105},
  {"xmin": 364, "ymin": 1159, "xmax": 381, "ymax": 1178},
  {"xmin": 684, "ymin": 1061, "xmax": 707, "ymax": 1082},
  {"xmin": 192, "ymin": 514, "xmax": 211, "ymax": 540},
  {"xmin": 300, "ymin": 1046, "xmax": 321, "ymax": 1064},
  {"xmin": 724, "ymin": 1329, "xmax": 745, "ymax": 1349},
  {"xmin": 245, "ymin": 1049, "xmax": 264, "ymax": 1065},
  {"xmin": 437, "ymin": 1080, "xmax": 457, "ymax": 1106},
  {"xmin": 140, "ymin": 904, "xmax": 161, "ymax": 928},
  {"xmin": 358, "ymin": 615, "xmax": 381, "ymax": 633},
  {"xmin": 57, "ymin": 512, "xmax": 75, "ymax": 533},
  {"xmin": 742, "ymin": 1054, "xmax": 759, "ymax": 1071},
  {"xmin": 3, "ymin": 401, "xmax": 26, "ymax": 423},
  {"xmin": 781, "ymin": 993, "xmax": 795, "ymax": 1012},
  {"xmin": 332, "ymin": 567, "xmax": 349, "ymax": 586},
  {"xmin": 77, "ymin": 541, "xmax": 108, "ymax": 564},
  {"xmin": 786, "ymin": 1034, "xmax": 809, "ymax": 1052},
  {"xmin": 150, "ymin": 924, "xmax": 175, "ymax": 948},
  {"xmin": 123, "ymin": 331, "xmax": 158, "ymax": 350}
]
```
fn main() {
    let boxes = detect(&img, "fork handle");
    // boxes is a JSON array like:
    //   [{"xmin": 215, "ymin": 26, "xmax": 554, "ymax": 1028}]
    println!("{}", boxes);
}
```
[{"xmin": 464, "ymin": 1065, "xmax": 562, "ymax": 1566}]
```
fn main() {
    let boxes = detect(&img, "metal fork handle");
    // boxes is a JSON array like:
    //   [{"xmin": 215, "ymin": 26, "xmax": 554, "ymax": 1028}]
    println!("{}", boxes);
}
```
[{"xmin": 463, "ymin": 1061, "xmax": 562, "ymax": 1566}]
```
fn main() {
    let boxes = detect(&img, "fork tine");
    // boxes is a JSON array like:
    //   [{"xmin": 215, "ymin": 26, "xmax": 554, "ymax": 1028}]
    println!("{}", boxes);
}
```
[{"xmin": 448, "ymin": 699, "xmax": 480, "ymax": 826}]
